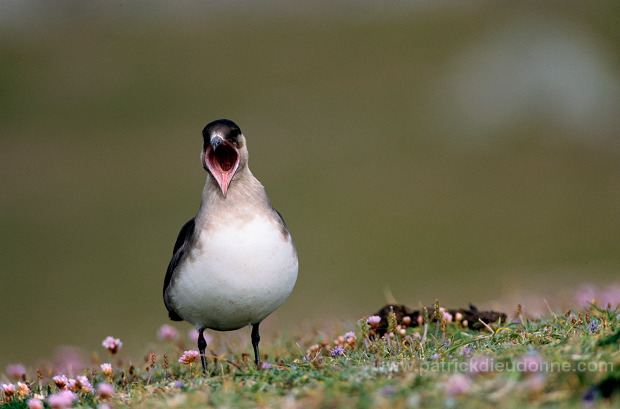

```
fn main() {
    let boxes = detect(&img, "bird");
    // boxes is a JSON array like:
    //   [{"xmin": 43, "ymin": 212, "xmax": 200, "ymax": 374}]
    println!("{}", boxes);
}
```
[{"xmin": 163, "ymin": 119, "xmax": 298, "ymax": 373}]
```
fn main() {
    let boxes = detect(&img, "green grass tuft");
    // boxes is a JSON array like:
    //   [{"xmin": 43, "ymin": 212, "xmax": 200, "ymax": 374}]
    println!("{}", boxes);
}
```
[{"xmin": 1, "ymin": 303, "xmax": 618, "ymax": 408}]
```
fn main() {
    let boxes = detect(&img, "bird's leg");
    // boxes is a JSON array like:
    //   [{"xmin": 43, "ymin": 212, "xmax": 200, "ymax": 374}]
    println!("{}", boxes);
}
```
[
  {"xmin": 251, "ymin": 322, "xmax": 261, "ymax": 368},
  {"xmin": 197, "ymin": 328, "xmax": 208, "ymax": 374}
]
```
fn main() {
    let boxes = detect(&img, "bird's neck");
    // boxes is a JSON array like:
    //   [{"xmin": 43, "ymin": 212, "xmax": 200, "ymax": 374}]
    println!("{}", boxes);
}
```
[{"xmin": 195, "ymin": 168, "xmax": 272, "ymax": 228}]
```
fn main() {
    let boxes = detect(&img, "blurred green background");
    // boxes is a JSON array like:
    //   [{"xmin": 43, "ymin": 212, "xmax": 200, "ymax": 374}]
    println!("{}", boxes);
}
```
[{"xmin": 1, "ymin": 1, "xmax": 619, "ymax": 370}]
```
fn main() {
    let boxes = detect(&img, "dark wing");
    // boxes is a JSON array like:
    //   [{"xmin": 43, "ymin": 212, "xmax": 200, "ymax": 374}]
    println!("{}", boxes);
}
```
[
  {"xmin": 163, "ymin": 218, "xmax": 196, "ymax": 321},
  {"xmin": 273, "ymin": 208, "xmax": 291, "ymax": 239}
]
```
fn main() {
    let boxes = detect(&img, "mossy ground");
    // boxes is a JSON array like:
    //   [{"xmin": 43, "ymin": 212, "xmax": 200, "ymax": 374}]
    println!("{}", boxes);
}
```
[{"xmin": 1, "ymin": 303, "xmax": 619, "ymax": 408}]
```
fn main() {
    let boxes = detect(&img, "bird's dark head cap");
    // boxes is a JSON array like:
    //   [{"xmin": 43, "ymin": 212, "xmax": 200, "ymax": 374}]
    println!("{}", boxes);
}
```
[{"xmin": 202, "ymin": 119, "xmax": 242, "ymax": 150}]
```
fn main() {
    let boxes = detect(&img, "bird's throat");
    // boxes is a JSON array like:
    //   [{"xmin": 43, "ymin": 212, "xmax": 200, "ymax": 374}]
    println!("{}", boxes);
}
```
[{"xmin": 206, "ymin": 143, "xmax": 240, "ymax": 197}]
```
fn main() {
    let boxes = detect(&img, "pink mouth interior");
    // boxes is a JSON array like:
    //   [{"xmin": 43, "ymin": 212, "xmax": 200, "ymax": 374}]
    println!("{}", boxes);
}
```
[{"xmin": 208, "ymin": 143, "xmax": 238, "ymax": 173}]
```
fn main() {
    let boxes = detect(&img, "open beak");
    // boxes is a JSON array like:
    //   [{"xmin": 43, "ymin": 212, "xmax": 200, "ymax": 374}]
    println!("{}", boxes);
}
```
[{"xmin": 205, "ymin": 137, "xmax": 240, "ymax": 197}]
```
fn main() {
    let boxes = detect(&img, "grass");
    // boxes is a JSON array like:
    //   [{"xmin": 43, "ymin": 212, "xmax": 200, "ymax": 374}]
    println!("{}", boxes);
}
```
[{"xmin": 1, "ymin": 302, "xmax": 618, "ymax": 408}]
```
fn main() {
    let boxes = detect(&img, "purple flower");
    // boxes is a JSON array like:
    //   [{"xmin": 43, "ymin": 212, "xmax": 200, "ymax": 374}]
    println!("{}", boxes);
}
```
[
  {"xmin": 5, "ymin": 364, "xmax": 26, "ymax": 380},
  {"xmin": 381, "ymin": 385, "xmax": 397, "ymax": 395},
  {"xmin": 460, "ymin": 347, "xmax": 473, "ymax": 357},
  {"xmin": 157, "ymin": 324, "xmax": 180, "ymax": 342},
  {"xmin": 102, "ymin": 337, "xmax": 123, "ymax": 354},
  {"xmin": 588, "ymin": 320, "xmax": 601, "ymax": 333},
  {"xmin": 47, "ymin": 390, "xmax": 77, "ymax": 409},
  {"xmin": 582, "ymin": 387, "xmax": 597, "ymax": 408},
  {"xmin": 260, "ymin": 362, "xmax": 273, "ymax": 369},
  {"xmin": 380, "ymin": 385, "xmax": 397, "ymax": 395},
  {"xmin": 330, "ymin": 346, "xmax": 345, "ymax": 357}
]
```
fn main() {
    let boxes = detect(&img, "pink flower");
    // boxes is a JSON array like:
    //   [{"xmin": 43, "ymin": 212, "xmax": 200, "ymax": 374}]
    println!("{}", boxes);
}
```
[
  {"xmin": 576, "ymin": 283, "xmax": 620, "ymax": 308},
  {"xmin": 27, "ymin": 398, "xmax": 44, "ymax": 409},
  {"xmin": 601, "ymin": 285, "xmax": 620, "ymax": 307},
  {"xmin": 47, "ymin": 390, "xmax": 77, "ymax": 409},
  {"xmin": 518, "ymin": 353, "xmax": 544, "ymax": 373},
  {"xmin": 157, "ymin": 324, "xmax": 180, "ymax": 341},
  {"xmin": 305, "ymin": 344, "xmax": 321, "ymax": 359},
  {"xmin": 367, "ymin": 316, "xmax": 381, "ymax": 327},
  {"xmin": 526, "ymin": 373, "xmax": 546, "ymax": 392},
  {"xmin": 2, "ymin": 383, "xmax": 15, "ymax": 397},
  {"xmin": 97, "ymin": 383, "xmax": 114, "ymax": 399},
  {"xmin": 576, "ymin": 284, "xmax": 598, "ymax": 307},
  {"xmin": 178, "ymin": 350, "xmax": 200, "ymax": 365},
  {"xmin": 100, "ymin": 363, "xmax": 113, "ymax": 377},
  {"xmin": 445, "ymin": 374, "xmax": 471, "ymax": 396},
  {"xmin": 75, "ymin": 375, "xmax": 93, "ymax": 393},
  {"xmin": 5, "ymin": 364, "xmax": 27, "ymax": 380},
  {"xmin": 16, "ymin": 381, "xmax": 30, "ymax": 398},
  {"xmin": 102, "ymin": 336, "xmax": 123, "ymax": 354},
  {"xmin": 65, "ymin": 378, "xmax": 77, "ymax": 392},
  {"xmin": 187, "ymin": 328, "xmax": 212, "ymax": 344},
  {"xmin": 187, "ymin": 328, "xmax": 200, "ymax": 343},
  {"xmin": 52, "ymin": 375, "xmax": 68, "ymax": 389},
  {"xmin": 53, "ymin": 347, "xmax": 87, "ymax": 376},
  {"xmin": 438, "ymin": 307, "xmax": 453, "ymax": 323}
]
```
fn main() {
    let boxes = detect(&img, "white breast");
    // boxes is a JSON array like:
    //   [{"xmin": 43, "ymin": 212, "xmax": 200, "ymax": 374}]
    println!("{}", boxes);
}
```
[{"xmin": 170, "ymin": 215, "xmax": 298, "ymax": 331}]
